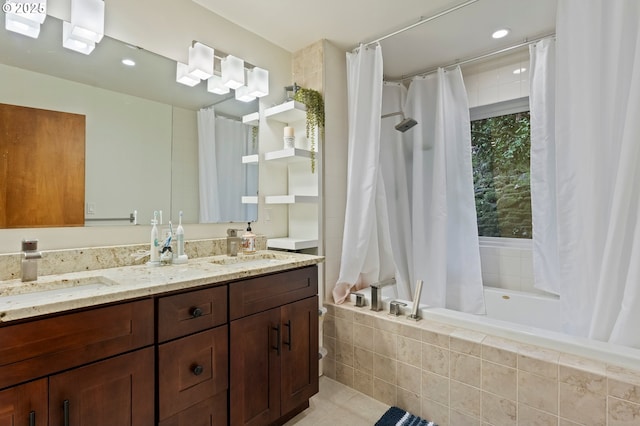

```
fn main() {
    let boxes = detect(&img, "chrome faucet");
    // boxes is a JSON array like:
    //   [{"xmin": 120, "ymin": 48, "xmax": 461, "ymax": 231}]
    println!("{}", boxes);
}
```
[
  {"xmin": 370, "ymin": 278, "xmax": 396, "ymax": 311},
  {"xmin": 21, "ymin": 239, "xmax": 42, "ymax": 282},
  {"xmin": 226, "ymin": 228, "xmax": 242, "ymax": 256}
]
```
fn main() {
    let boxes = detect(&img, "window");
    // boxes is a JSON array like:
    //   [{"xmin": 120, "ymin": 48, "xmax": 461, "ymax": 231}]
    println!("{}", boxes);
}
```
[{"xmin": 470, "ymin": 97, "xmax": 531, "ymax": 239}]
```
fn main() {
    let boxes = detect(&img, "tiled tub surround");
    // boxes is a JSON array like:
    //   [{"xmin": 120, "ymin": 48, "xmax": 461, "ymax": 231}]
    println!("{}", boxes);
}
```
[
  {"xmin": 323, "ymin": 303, "xmax": 640, "ymax": 426},
  {"xmin": 0, "ymin": 236, "xmax": 326, "ymax": 322}
]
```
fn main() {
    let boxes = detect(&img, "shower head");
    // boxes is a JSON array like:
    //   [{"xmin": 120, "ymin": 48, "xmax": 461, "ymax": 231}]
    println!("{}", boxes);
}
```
[
  {"xmin": 381, "ymin": 111, "xmax": 418, "ymax": 133},
  {"xmin": 395, "ymin": 117, "xmax": 418, "ymax": 132}
]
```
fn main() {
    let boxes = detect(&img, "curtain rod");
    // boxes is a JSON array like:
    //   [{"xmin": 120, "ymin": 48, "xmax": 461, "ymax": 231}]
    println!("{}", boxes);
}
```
[
  {"xmin": 358, "ymin": 0, "xmax": 479, "ymax": 48},
  {"xmin": 389, "ymin": 33, "xmax": 556, "ymax": 82}
]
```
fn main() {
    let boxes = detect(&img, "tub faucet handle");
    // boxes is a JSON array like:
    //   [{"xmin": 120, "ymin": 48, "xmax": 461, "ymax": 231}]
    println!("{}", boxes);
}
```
[
  {"xmin": 389, "ymin": 300, "xmax": 407, "ymax": 316},
  {"xmin": 350, "ymin": 292, "xmax": 366, "ymax": 308}
]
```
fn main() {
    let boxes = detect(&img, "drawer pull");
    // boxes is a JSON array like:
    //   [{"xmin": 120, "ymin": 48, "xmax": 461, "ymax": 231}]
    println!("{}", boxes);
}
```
[
  {"xmin": 190, "ymin": 307, "xmax": 203, "ymax": 318},
  {"xmin": 29, "ymin": 411, "xmax": 35, "ymax": 426},
  {"xmin": 63, "ymin": 400, "xmax": 70, "ymax": 426},
  {"xmin": 284, "ymin": 320, "xmax": 292, "ymax": 351},
  {"xmin": 191, "ymin": 364, "xmax": 204, "ymax": 376}
]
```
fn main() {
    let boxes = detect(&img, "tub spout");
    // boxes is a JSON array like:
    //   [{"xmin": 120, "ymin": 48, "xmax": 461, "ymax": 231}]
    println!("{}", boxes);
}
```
[{"xmin": 370, "ymin": 278, "xmax": 396, "ymax": 312}]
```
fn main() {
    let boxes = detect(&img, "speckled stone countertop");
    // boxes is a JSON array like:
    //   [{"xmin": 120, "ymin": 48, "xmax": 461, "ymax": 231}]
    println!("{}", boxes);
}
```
[{"xmin": 0, "ymin": 250, "xmax": 323, "ymax": 323}]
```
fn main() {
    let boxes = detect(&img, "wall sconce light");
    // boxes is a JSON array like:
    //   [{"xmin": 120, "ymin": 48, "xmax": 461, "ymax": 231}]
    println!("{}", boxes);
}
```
[
  {"xmin": 247, "ymin": 67, "xmax": 269, "ymax": 98},
  {"xmin": 234, "ymin": 85, "xmax": 256, "ymax": 102},
  {"xmin": 221, "ymin": 55, "xmax": 245, "ymax": 89},
  {"xmin": 207, "ymin": 74, "xmax": 230, "ymax": 94},
  {"xmin": 176, "ymin": 62, "xmax": 200, "ymax": 87},
  {"xmin": 4, "ymin": 0, "xmax": 47, "ymax": 39},
  {"xmin": 188, "ymin": 42, "xmax": 214, "ymax": 80}
]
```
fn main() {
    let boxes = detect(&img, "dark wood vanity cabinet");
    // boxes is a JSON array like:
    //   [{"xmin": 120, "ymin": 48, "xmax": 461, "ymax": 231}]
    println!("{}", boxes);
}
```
[
  {"xmin": 0, "ymin": 299, "xmax": 155, "ymax": 426},
  {"xmin": 229, "ymin": 266, "xmax": 319, "ymax": 426},
  {"xmin": 0, "ymin": 264, "xmax": 319, "ymax": 426}
]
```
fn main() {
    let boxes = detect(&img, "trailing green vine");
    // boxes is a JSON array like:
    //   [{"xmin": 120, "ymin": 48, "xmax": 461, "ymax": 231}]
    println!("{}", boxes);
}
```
[
  {"xmin": 251, "ymin": 125, "xmax": 259, "ymax": 152},
  {"xmin": 293, "ymin": 87, "xmax": 324, "ymax": 173}
]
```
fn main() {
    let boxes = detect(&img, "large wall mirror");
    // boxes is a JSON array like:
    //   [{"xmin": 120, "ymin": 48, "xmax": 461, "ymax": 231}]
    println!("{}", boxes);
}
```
[{"xmin": 0, "ymin": 16, "xmax": 258, "ymax": 228}]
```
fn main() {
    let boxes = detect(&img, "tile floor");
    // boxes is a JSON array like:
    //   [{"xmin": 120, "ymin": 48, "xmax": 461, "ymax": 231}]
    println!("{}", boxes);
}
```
[{"xmin": 285, "ymin": 376, "xmax": 390, "ymax": 425}]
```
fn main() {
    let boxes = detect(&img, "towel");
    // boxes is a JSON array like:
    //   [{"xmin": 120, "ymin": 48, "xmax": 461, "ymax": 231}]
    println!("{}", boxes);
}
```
[{"xmin": 374, "ymin": 406, "xmax": 437, "ymax": 426}]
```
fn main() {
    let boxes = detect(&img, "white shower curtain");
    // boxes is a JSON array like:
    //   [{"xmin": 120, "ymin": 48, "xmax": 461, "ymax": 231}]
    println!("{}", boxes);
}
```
[
  {"xmin": 198, "ymin": 109, "xmax": 249, "ymax": 223},
  {"xmin": 529, "ymin": 38, "xmax": 561, "ymax": 295},
  {"xmin": 198, "ymin": 108, "xmax": 221, "ymax": 223},
  {"xmin": 379, "ymin": 82, "xmax": 414, "ymax": 301},
  {"xmin": 552, "ymin": 0, "xmax": 640, "ymax": 346},
  {"xmin": 404, "ymin": 69, "xmax": 485, "ymax": 313},
  {"xmin": 333, "ymin": 44, "xmax": 395, "ymax": 304}
]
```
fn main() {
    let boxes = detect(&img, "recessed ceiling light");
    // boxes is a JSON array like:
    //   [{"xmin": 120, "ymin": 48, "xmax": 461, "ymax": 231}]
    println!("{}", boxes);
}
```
[
  {"xmin": 513, "ymin": 67, "xmax": 527, "ymax": 75},
  {"xmin": 122, "ymin": 58, "xmax": 136, "ymax": 66},
  {"xmin": 492, "ymin": 29, "xmax": 510, "ymax": 39}
]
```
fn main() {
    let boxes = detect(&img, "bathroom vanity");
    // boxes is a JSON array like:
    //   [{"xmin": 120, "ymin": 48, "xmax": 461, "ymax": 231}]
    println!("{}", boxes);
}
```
[{"xmin": 0, "ymin": 252, "xmax": 321, "ymax": 426}]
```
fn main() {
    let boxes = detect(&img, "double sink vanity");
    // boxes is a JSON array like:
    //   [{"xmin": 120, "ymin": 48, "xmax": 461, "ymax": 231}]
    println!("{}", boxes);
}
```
[{"xmin": 0, "ymin": 246, "xmax": 323, "ymax": 426}]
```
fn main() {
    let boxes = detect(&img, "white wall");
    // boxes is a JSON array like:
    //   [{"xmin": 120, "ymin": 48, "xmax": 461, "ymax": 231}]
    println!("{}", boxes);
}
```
[{"xmin": 0, "ymin": 1, "xmax": 293, "ymax": 253}]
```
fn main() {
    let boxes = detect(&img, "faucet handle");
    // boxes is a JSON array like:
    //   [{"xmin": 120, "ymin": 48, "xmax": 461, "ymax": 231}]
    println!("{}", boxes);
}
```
[
  {"xmin": 350, "ymin": 292, "xmax": 366, "ymax": 308},
  {"xmin": 389, "ymin": 300, "xmax": 407, "ymax": 316}
]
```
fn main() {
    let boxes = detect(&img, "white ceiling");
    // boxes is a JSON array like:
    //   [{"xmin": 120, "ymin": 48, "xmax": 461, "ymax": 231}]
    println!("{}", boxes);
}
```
[{"xmin": 193, "ymin": 0, "xmax": 557, "ymax": 79}]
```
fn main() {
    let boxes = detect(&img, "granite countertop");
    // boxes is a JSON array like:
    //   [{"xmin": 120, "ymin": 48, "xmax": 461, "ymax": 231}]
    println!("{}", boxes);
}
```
[{"xmin": 0, "ymin": 250, "xmax": 324, "ymax": 323}]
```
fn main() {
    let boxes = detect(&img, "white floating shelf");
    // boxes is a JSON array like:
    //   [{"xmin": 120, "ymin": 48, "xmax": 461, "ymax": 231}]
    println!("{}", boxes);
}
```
[
  {"xmin": 267, "ymin": 237, "xmax": 318, "ymax": 251},
  {"xmin": 265, "ymin": 195, "xmax": 318, "ymax": 204},
  {"xmin": 242, "ymin": 112, "xmax": 260, "ymax": 126},
  {"xmin": 241, "ymin": 196, "xmax": 258, "ymax": 204},
  {"xmin": 264, "ymin": 100, "xmax": 307, "ymax": 123},
  {"xmin": 242, "ymin": 154, "xmax": 259, "ymax": 164},
  {"xmin": 264, "ymin": 148, "xmax": 312, "ymax": 163}
]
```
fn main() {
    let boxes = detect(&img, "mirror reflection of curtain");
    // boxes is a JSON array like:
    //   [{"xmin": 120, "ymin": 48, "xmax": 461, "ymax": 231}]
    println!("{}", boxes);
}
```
[{"xmin": 198, "ymin": 108, "xmax": 254, "ymax": 223}]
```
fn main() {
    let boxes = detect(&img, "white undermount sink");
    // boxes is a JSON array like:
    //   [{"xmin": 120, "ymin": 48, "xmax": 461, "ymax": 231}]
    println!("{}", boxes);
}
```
[{"xmin": 0, "ymin": 276, "xmax": 119, "ymax": 304}]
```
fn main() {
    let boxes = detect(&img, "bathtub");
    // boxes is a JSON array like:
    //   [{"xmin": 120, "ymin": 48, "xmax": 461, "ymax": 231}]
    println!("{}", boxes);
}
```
[{"xmin": 353, "ymin": 285, "xmax": 640, "ymax": 370}]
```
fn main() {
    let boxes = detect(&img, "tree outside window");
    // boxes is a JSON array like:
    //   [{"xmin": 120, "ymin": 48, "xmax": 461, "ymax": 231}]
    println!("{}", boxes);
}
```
[{"xmin": 471, "ymin": 111, "xmax": 531, "ymax": 238}]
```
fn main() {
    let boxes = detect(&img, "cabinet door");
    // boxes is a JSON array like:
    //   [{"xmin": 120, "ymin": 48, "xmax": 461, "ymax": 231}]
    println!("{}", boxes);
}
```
[
  {"xmin": 49, "ymin": 347, "xmax": 154, "ymax": 426},
  {"xmin": 230, "ymin": 308, "xmax": 281, "ymax": 426},
  {"xmin": 0, "ymin": 379, "xmax": 47, "ymax": 426},
  {"xmin": 280, "ymin": 296, "xmax": 319, "ymax": 415}
]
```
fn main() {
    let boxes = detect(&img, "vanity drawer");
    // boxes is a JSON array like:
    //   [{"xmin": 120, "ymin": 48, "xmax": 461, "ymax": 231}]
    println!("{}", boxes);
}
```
[
  {"xmin": 158, "ymin": 392, "xmax": 227, "ymax": 426},
  {"xmin": 229, "ymin": 266, "xmax": 318, "ymax": 320},
  {"xmin": 0, "ymin": 299, "xmax": 154, "ymax": 390},
  {"xmin": 158, "ymin": 326, "xmax": 228, "ymax": 421},
  {"xmin": 157, "ymin": 285, "xmax": 227, "ymax": 343}
]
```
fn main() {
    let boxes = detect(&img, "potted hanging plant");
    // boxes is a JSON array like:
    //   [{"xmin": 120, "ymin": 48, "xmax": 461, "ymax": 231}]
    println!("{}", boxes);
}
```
[{"xmin": 293, "ymin": 87, "xmax": 324, "ymax": 173}]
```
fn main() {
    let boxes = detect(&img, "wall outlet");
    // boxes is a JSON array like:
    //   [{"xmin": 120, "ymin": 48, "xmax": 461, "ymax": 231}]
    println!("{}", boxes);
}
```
[{"xmin": 265, "ymin": 208, "xmax": 272, "ymax": 221}]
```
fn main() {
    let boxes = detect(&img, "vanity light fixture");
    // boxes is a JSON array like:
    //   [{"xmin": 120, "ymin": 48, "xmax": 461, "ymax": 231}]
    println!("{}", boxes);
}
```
[
  {"xmin": 4, "ymin": 0, "xmax": 47, "ymax": 39},
  {"xmin": 207, "ymin": 74, "xmax": 230, "ymax": 94},
  {"xmin": 492, "ymin": 28, "xmax": 510, "ymax": 39},
  {"xmin": 247, "ymin": 67, "xmax": 269, "ymax": 97},
  {"xmin": 176, "ymin": 62, "xmax": 200, "ymax": 86},
  {"xmin": 69, "ymin": 0, "xmax": 104, "ymax": 43},
  {"xmin": 221, "ymin": 54, "xmax": 245, "ymax": 89},
  {"xmin": 234, "ymin": 84, "xmax": 256, "ymax": 102},
  {"xmin": 62, "ymin": 21, "xmax": 95, "ymax": 55},
  {"xmin": 188, "ymin": 42, "xmax": 214, "ymax": 80}
]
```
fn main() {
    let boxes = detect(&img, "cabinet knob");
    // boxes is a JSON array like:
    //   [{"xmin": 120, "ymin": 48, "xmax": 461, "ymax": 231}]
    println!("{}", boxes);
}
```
[
  {"xmin": 190, "ymin": 307, "xmax": 203, "ymax": 318},
  {"xmin": 191, "ymin": 364, "xmax": 204, "ymax": 376}
]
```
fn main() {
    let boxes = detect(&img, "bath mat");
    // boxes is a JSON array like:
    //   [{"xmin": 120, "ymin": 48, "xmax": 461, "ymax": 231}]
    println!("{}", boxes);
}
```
[{"xmin": 374, "ymin": 406, "xmax": 437, "ymax": 426}]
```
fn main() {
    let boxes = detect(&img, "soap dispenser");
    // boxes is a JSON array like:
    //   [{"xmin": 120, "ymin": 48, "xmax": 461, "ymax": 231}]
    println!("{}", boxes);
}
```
[{"xmin": 242, "ymin": 222, "xmax": 256, "ymax": 254}]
